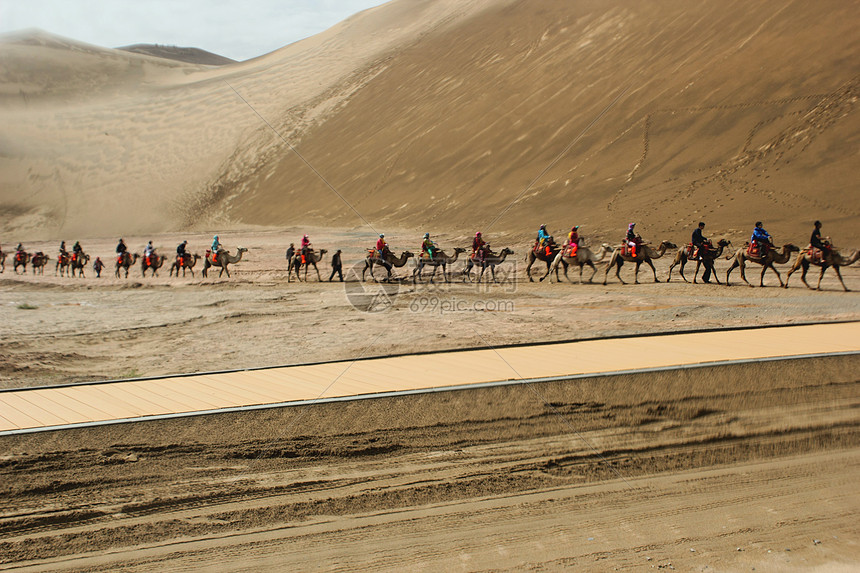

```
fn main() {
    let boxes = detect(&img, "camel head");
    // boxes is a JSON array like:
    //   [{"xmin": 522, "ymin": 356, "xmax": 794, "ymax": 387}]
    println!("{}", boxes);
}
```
[
  {"xmin": 784, "ymin": 243, "xmax": 800, "ymax": 253},
  {"xmin": 661, "ymin": 240, "xmax": 678, "ymax": 250},
  {"xmin": 717, "ymin": 238, "xmax": 731, "ymax": 247},
  {"xmin": 500, "ymin": 247, "xmax": 515, "ymax": 256},
  {"xmin": 453, "ymin": 247, "xmax": 467, "ymax": 254},
  {"xmin": 237, "ymin": 247, "xmax": 248, "ymax": 254}
]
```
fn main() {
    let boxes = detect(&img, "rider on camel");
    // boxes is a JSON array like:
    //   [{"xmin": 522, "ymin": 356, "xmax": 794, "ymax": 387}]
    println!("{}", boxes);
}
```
[
  {"xmin": 472, "ymin": 232, "xmax": 487, "ymax": 262},
  {"xmin": 421, "ymin": 233, "xmax": 437, "ymax": 259},
  {"xmin": 15, "ymin": 243, "xmax": 24, "ymax": 263},
  {"xmin": 300, "ymin": 234, "xmax": 312, "ymax": 263},
  {"xmin": 210, "ymin": 235, "xmax": 223, "ymax": 263},
  {"xmin": 691, "ymin": 222, "xmax": 707, "ymax": 258},
  {"xmin": 376, "ymin": 234, "xmax": 389, "ymax": 259},
  {"xmin": 536, "ymin": 224, "xmax": 552, "ymax": 256},
  {"xmin": 566, "ymin": 226, "xmax": 580, "ymax": 256},
  {"xmin": 750, "ymin": 222, "xmax": 772, "ymax": 256},
  {"xmin": 176, "ymin": 240, "xmax": 189, "ymax": 266},
  {"xmin": 144, "ymin": 241, "xmax": 156, "ymax": 265},
  {"xmin": 116, "ymin": 238, "xmax": 127, "ymax": 258},
  {"xmin": 809, "ymin": 220, "xmax": 830, "ymax": 259},
  {"xmin": 626, "ymin": 223, "xmax": 641, "ymax": 258},
  {"xmin": 59, "ymin": 240, "xmax": 68, "ymax": 259}
]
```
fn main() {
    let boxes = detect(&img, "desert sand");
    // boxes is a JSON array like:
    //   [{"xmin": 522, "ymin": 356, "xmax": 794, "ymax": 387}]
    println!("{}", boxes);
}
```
[
  {"xmin": 1, "ymin": 0, "xmax": 859, "ymax": 570},
  {"xmin": 1, "ymin": 228, "xmax": 859, "ymax": 570}
]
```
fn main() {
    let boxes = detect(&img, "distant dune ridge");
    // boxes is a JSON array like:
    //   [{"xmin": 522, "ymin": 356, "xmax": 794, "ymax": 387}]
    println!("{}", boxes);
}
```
[
  {"xmin": 0, "ymin": 0, "xmax": 857, "ymax": 247},
  {"xmin": 117, "ymin": 44, "xmax": 237, "ymax": 66}
]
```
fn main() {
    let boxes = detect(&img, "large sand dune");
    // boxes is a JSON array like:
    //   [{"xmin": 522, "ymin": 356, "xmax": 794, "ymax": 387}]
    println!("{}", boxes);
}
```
[
  {"xmin": 1, "ymin": 0, "xmax": 858, "ymax": 247},
  {"xmin": 1, "ymin": 2, "xmax": 859, "ymax": 570}
]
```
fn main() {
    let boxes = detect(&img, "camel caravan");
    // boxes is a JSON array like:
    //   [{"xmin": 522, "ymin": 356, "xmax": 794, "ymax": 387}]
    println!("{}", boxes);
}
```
[{"xmin": 1, "ymin": 220, "xmax": 856, "ymax": 290}]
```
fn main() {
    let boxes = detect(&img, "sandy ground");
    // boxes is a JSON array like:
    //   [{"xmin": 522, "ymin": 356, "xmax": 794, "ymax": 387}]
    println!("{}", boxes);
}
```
[
  {"xmin": 2, "ymin": 0, "xmax": 858, "ymax": 568},
  {"xmin": 2, "ymin": 228, "xmax": 859, "ymax": 389},
  {"xmin": 1, "ymin": 228, "xmax": 859, "ymax": 570}
]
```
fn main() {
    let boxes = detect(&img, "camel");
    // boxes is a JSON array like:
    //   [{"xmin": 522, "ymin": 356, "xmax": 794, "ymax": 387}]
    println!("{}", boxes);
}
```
[
  {"xmin": 603, "ymin": 240, "xmax": 677, "ymax": 285},
  {"xmin": 462, "ymin": 248, "xmax": 515, "ymax": 283},
  {"xmin": 141, "ymin": 254, "xmax": 166, "ymax": 278},
  {"xmin": 115, "ymin": 252, "xmax": 140, "ymax": 278},
  {"xmin": 548, "ymin": 243, "xmax": 613, "ymax": 284},
  {"xmin": 666, "ymin": 239, "xmax": 732, "ymax": 284},
  {"xmin": 30, "ymin": 253, "xmax": 50, "ymax": 275},
  {"xmin": 289, "ymin": 249, "xmax": 328, "ymax": 283},
  {"xmin": 0, "ymin": 249, "xmax": 5, "ymax": 273},
  {"xmin": 725, "ymin": 243, "xmax": 800, "ymax": 287},
  {"xmin": 784, "ymin": 247, "xmax": 859, "ymax": 291},
  {"xmin": 412, "ymin": 247, "xmax": 466, "ymax": 283},
  {"xmin": 69, "ymin": 252, "xmax": 91, "ymax": 278},
  {"xmin": 202, "ymin": 247, "xmax": 247, "ymax": 278},
  {"xmin": 55, "ymin": 253, "xmax": 71, "ymax": 277},
  {"xmin": 13, "ymin": 252, "xmax": 31, "ymax": 274},
  {"xmin": 362, "ymin": 250, "xmax": 414, "ymax": 281},
  {"xmin": 524, "ymin": 242, "xmax": 563, "ymax": 282},
  {"xmin": 169, "ymin": 253, "xmax": 201, "ymax": 278}
]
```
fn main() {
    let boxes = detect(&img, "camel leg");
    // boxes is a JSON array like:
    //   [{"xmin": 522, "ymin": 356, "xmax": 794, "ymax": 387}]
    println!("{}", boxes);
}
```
[
  {"xmin": 538, "ymin": 260, "xmax": 551, "ymax": 282},
  {"xmin": 525, "ymin": 255, "xmax": 535, "ymax": 282},
  {"xmin": 726, "ymin": 260, "xmax": 739, "ymax": 285},
  {"xmin": 785, "ymin": 257, "xmax": 801, "ymax": 288},
  {"xmin": 832, "ymin": 265, "xmax": 849, "ymax": 291},
  {"xmin": 677, "ymin": 259, "xmax": 688, "ymax": 282},
  {"xmin": 761, "ymin": 263, "xmax": 782, "ymax": 287},
  {"xmin": 739, "ymin": 261, "xmax": 753, "ymax": 287},
  {"xmin": 815, "ymin": 265, "xmax": 827, "ymax": 290},
  {"xmin": 586, "ymin": 262, "xmax": 597, "ymax": 284},
  {"xmin": 798, "ymin": 261, "xmax": 812, "ymax": 289},
  {"xmin": 646, "ymin": 259, "xmax": 658, "ymax": 283},
  {"xmin": 693, "ymin": 260, "xmax": 701, "ymax": 284}
]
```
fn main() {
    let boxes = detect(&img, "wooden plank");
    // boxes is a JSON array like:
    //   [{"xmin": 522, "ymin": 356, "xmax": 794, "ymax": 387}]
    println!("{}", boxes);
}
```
[
  {"xmin": 0, "ymin": 395, "xmax": 46, "ymax": 429},
  {"xmin": 0, "ymin": 323, "xmax": 857, "ymax": 433},
  {"xmin": 3, "ymin": 391, "xmax": 80, "ymax": 426}
]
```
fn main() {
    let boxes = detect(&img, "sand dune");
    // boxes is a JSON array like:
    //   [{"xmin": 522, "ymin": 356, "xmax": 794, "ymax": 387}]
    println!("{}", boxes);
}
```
[{"xmin": 0, "ymin": 0, "xmax": 857, "ymax": 249}]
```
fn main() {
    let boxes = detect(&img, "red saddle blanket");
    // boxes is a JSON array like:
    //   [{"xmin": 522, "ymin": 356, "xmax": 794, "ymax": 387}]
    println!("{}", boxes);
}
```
[
  {"xmin": 747, "ymin": 243, "xmax": 768, "ymax": 258},
  {"xmin": 807, "ymin": 246, "xmax": 825, "ymax": 263}
]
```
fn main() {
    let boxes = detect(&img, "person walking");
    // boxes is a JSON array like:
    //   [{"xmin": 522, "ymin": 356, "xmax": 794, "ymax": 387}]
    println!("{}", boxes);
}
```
[{"xmin": 329, "ymin": 249, "xmax": 343, "ymax": 282}]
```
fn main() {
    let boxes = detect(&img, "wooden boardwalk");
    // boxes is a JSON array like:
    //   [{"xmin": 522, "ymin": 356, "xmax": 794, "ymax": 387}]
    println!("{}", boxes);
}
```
[{"xmin": 1, "ymin": 322, "xmax": 858, "ymax": 435}]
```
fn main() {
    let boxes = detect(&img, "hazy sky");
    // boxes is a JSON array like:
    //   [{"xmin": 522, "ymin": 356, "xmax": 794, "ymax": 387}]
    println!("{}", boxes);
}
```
[{"xmin": 0, "ymin": 0, "xmax": 390, "ymax": 61}]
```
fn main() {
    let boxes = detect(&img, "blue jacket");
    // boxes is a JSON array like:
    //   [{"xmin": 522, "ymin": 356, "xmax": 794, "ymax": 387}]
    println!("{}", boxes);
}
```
[{"xmin": 751, "ymin": 227, "xmax": 771, "ymax": 243}]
